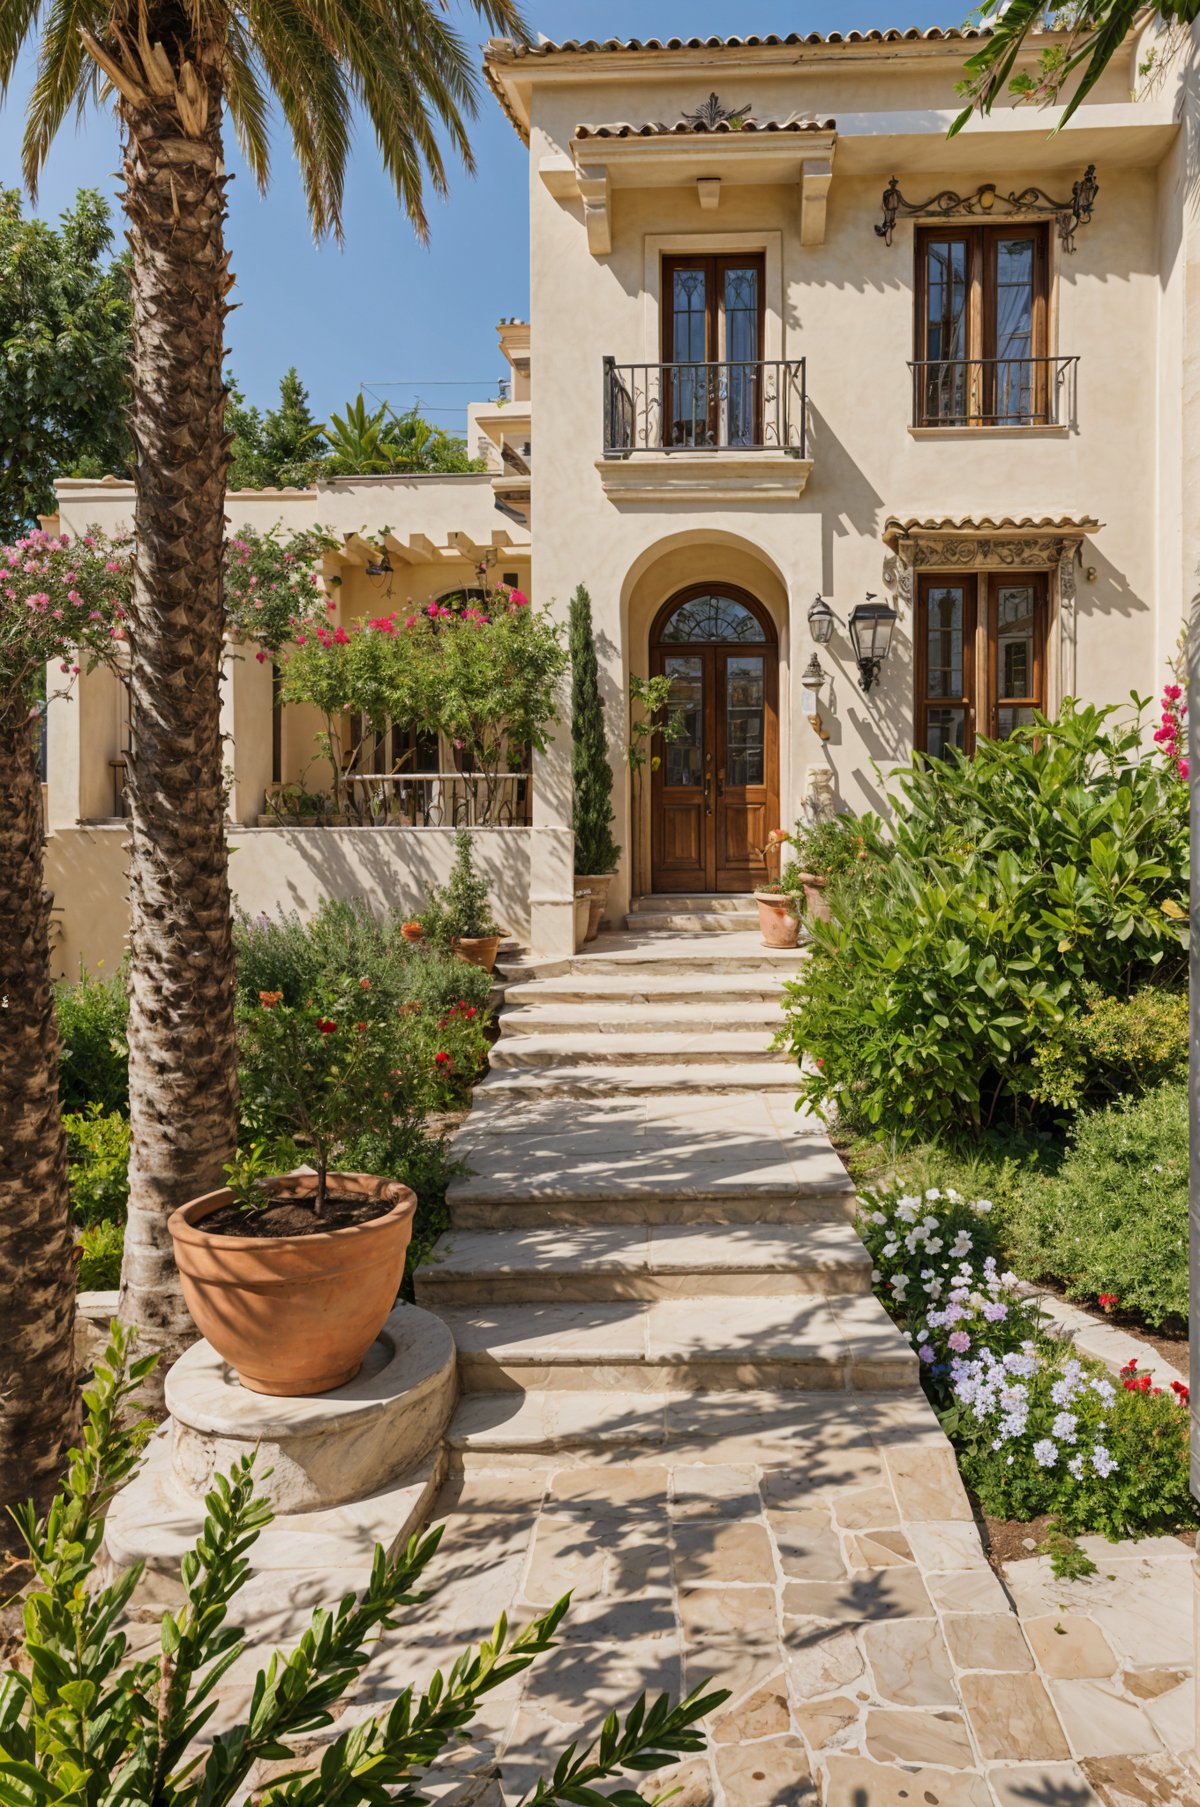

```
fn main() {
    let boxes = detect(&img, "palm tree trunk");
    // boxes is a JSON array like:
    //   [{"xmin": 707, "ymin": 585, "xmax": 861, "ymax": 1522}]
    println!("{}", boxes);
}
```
[
  {"xmin": 0, "ymin": 712, "xmax": 81, "ymax": 1528},
  {"xmin": 117, "ymin": 56, "xmax": 238, "ymax": 1368}
]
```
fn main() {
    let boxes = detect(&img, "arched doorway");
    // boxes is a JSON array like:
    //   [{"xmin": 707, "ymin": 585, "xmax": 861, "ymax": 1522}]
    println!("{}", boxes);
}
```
[{"xmin": 649, "ymin": 585, "xmax": 779, "ymax": 894}]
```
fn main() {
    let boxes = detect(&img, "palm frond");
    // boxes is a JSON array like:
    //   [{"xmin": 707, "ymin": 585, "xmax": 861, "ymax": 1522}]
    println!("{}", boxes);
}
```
[
  {"xmin": 221, "ymin": 15, "xmax": 271, "ymax": 193},
  {"xmin": 20, "ymin": 0, "xmax": 102, "ymax": 194},
  {"xmin": 0, "ymin": 0, "xmax": 44, "ymax": 94},
  {"xmin": 243, "ymin": 0, "xmax": 353, "ymax": 240}
]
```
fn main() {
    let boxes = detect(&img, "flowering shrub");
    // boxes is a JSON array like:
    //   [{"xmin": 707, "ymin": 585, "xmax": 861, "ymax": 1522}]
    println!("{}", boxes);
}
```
[
  {"xmin": 1153, "ymin": 681, "xmax": 1188, "ymax": 784},
  {"xmin": 857, "ymin": 1185, "xmax": 1040, "ymax": 1404},
  {"xmin": 1, "ymin": 525, "xmax": 132, "ymax": 725},
  {"xmin": 223, "ymin": 523, "xmax": 336, "ymax": 656},
  {"xmin": 945, "ymin": 1347, "xmax": 1194, "ymax": 1539},
  {"xmin": 860, "ymin": 1180, "xmax": 1196, "ymax": 1541}
]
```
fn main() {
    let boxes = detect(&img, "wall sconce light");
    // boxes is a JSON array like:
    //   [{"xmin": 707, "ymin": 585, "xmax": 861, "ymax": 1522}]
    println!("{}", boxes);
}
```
[
  {"xmin": 848, "ymin": 594, "xmax": 898, "ymax": 693},
  {"xmin": 365, "ymin": 548, "xmax": 393, "ymax": 579},
  {"xmin": 807, "ymin": 595, "xmax": 836, "ymax": 646},
  {"xmin": 801, "ymin": 653, "xmax": 830, "ymax": 740}
]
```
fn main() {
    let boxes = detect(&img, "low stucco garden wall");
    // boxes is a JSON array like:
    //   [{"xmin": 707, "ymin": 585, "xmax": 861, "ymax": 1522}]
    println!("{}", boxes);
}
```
[{"xmin": 45, "ymin": 823, "xmax": 557, "ymax": 978}]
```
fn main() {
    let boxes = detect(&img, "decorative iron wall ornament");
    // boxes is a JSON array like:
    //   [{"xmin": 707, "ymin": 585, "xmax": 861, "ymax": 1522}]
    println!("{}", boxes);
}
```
[
  {"xmin": 679, "ymin": 92, "xmax": 753, "ymax": 130},
  {"xmin": 875, "ymin": 164, "xmax": 1099, "ymax": 252}
]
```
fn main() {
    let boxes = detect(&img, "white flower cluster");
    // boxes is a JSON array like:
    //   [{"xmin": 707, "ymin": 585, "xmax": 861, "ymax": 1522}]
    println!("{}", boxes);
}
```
[{"xmin": 951, "ymin": 1347, "xmax": 1119, "ymax": 1479}]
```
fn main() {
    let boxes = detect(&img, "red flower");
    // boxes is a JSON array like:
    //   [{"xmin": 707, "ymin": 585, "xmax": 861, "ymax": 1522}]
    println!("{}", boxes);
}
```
[
  {"xmin": 359, "ymin": 977, "xmax": 371, "ymax": 990},
  {"xmin": 1097, "ymin": 1293, "xmax": 1120, "ymax": 1312},
  {"xmin": 317, "ymin": 1018, "xmax": 337, "ymax": 1035},
  {"xmin": 435, "ymin": 1050, "xmax": 452, "ymax": 1066}
]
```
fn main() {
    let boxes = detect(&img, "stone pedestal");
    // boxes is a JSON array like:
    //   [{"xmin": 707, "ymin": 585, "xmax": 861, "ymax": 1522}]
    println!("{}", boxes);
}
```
[{"xmin": 103, "ymin": 1303, "xmax": 457, "ymax": 1616}]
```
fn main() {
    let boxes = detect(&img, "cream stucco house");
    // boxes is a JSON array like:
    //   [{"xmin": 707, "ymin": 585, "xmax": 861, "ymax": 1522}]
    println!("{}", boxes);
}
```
[{"xmin": 45, "ymin": 19, "xmax": 1200, "ymax": 969}]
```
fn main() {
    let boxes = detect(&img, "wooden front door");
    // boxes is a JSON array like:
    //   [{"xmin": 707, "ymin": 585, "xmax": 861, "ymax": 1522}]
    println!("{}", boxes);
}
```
[{"xmin": 649, "ymin": 587, "xmax": 779, "ymax": 894}]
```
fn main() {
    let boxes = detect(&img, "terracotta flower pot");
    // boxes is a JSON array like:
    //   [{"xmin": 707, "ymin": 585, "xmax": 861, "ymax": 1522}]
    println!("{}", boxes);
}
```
[
  {"xmin": 576, "ymin": 873, "xmax": 613, "ymax": 942},
  {"xmin": 753, "ymin": 890, "xmax": 799, "ymax": 949},
  {"xmin": 454, "ymin": 934, "xmax": 500, "ymax": 972},
  {"xmin": 798, "ymin": 872, "xmax": 832, "ymax": 923},
  {"xmin": 400, "ymin": 922, "xmax": 423, "ymax": 944},
  {"xmin": 168, "ymin": 1171, "xmax": 416, "ymax": 1397},
  {"xmin": 573, "ymin": 889, "xmax": 592, "ymax": 953}
]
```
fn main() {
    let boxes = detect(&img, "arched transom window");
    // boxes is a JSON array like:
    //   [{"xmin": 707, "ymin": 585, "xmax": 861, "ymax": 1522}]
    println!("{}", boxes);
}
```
[{"xmin": 658, "ymin": 592, "xmax": 767, "ymax": 644}]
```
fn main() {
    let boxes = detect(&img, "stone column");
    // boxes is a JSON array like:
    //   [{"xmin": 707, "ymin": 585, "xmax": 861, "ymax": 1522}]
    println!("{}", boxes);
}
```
[
  {"xmin": 220, "ymin": 640, "xmax": 275, "ymax": 826},
  {"xmin": 44, "ymin": 656, "xmax": 126, "ymax": 827},
  {"xmin": 529, "ymin": 725, "xmax": 576, "ymax": 958}
]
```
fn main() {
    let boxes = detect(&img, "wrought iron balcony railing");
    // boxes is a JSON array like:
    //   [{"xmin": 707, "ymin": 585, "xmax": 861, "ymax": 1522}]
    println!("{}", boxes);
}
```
[
  {"xmin": 341, "ymin": 771, "xmax": 531, "ymax": 829},
  {"xmin": 603, "ymin": 357, "xmax": 807, "ymax": 457},
  {"xmin": 909, "ymin": 355, "xmax": 1079, "ymax": 429}
]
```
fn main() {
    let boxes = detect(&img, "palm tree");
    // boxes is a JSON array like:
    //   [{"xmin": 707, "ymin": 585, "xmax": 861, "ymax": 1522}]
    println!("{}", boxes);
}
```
[{"xmin": 1, "ymin": 0, "xmax": 529, "ymax": 1378}]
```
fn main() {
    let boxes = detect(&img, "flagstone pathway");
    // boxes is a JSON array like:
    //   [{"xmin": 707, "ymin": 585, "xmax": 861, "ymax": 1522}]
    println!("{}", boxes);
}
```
[{"xmin": 390, "ymin": 909, "xmax": 1197, "ymax": 1804}]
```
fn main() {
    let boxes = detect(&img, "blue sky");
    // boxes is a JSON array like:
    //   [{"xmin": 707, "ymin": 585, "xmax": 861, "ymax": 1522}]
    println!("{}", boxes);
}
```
[{"xmin": 0, "ymin": 2, "xmax": 964, "ymax": 432}]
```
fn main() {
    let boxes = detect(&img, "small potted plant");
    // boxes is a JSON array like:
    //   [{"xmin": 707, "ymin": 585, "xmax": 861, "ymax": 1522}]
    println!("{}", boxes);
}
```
[
  {"xmin": 752, "ymin": 873, "xmax": 800, "ymax": 948},
  {"xmin": 168, "ymin": 981, "xmax": 416, "ymax": 1396},
  {"xmin": 422, "ymin": 828, "xmax": 502, "ymax": 972}
]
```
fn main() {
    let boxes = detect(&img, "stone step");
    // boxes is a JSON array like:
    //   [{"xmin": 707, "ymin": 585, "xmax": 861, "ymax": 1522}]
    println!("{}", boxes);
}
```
[
  {"xmin": 499, "ymin": 1000, "xmax": 783, "ymax": 1036},
  {"xmin": 435, "ymin": 1293, "xmax": 915, "ymax": 1393},
  {"xmin": 622, "ymin": 910, "xmax": 760, "ymax": 934},
  {"xmin": 489, "ymin": 1030, "xmax": 787, "ymax": 1069},
  {"xmin": 449, "ymin": 1191, "xmax": 855, "ymax": 1229},
  {"xmin": 414, "ymin": 1222, "xmax": 871, "ymax": 1306},
  {"xmin": 502, "ymin": 971, "xmax": 788, "ymax": 1007},
  {"xmin": 500, "ymin": 942, "xmax": 806, "ymax": 982},
  {"xmin": 475, "ymin": 1059, "xmax": 799, "ymax": 1097},
  {"xmin": 447, "ymin": 1388, "xmax": 677, "ymax": 1457},
  {"xmin": 629, "ymin": 894, "xmax": 756, "ymax": 913}
]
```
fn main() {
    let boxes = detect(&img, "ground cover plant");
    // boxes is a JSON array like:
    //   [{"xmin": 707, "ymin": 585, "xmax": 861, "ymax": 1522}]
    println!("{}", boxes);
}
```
[
  {"xmin": 0, "ymin": 1325, "xmax": 724, "ymax": 1807},
  {"xmin": 859, "ymin": 1183, "xmax": 1195, "ymax": 1546},
  {"xmin": 784, "ymin": 701, "xmax": 1189, "ymax": 1138}
]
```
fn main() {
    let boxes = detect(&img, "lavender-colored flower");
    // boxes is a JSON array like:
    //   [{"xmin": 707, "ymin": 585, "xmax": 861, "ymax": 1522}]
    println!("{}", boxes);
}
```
[
  {"xmin": 918, "ymin": 1345, "xmax": 935, "ymax": 1364},
  {"xmin": 948, "ymin": 1330, "xmax": 971, "ymax": 1354},
  {"xmin": 982, "ymin": 1301, "xmax": 1009, "ymax": 1322},
  {"xmin": 1032, "ymin": 1439, "xmax": 1058, "ymax": 1468},
  {"xmin": 1052, "ymin": 1412, "xmax": 1078, "ymax": 1444},
  {"xmin": 1092, "ymin": 1445, "xmax": 1118, "ymax": 1479}
]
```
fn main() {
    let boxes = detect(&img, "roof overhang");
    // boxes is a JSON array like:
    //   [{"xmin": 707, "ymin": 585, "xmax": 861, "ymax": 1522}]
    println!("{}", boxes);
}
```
[
  {"xmin": 546, "ymin": 125, "xmax": 838, "ymax": 253},
  {"xmin": 883, "ymin": 513, "xmax": 1102, "ymax": 564}
]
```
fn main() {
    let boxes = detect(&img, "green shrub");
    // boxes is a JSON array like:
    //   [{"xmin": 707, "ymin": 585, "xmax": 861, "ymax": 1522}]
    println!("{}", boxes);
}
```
[
  {"xmin": 1002, "ymin": 1080, "xmax": 1188, "ymax": 1328},
  {"xmin": 1030, "ymin": 984, "xmax": 1189, "ymax": 1109},
  {"xmin": 421, "ymin": 829, "xmax": 500, "ymax": 945},
  {"xmin": 54, "ymin": 964, "xmax": 129, "ymax": 1114},
  {"xmin": 783, "ymin": 701, "xmax": 1189, "ymax": 1137},
  {"xmin": 65, "ymin": 1107, "xmax": 130, "ymax": 1229},
  {"xmin": 78, "ymin": 1218, "xmax": 124, "ymax": 1290},
  {"xmin": 790, "ymin": 811, "xmax": 891, "ymax": 912}
]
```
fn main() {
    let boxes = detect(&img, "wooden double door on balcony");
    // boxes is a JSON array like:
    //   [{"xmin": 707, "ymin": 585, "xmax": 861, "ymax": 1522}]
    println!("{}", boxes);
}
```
[{"xmin": 649, "ymin": 586, "xmax": 779, "ymax": 894}]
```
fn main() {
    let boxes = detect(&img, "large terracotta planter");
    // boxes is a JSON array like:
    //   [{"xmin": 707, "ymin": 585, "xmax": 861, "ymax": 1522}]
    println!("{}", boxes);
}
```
[
  {"xmin": 577, "ymin": 872, "xmax": 613, "ymax": 942},
  {"xmin": 753, "ymin": 890, "xmax": 799, "ymax": 949},
  {"xmin": 454, "ymin": 934, "xmax": 500, "ymax": 972},
  {"xmin": 169, "ymin": 1171, "xmax": 416, "ymax": 1397},
  {"xmin": 573, "ymin": 889, "xmax": 592, "ymax": 952},
  {"xmin": 798, "ymin": 872, "xmax": 832, "ymax": 923}
]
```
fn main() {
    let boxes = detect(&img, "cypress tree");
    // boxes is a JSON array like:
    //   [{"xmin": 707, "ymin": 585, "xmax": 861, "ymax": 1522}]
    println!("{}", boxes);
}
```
[{"xmin": 569, "ymin": 583, "xmax": 620, "ymax": 876}]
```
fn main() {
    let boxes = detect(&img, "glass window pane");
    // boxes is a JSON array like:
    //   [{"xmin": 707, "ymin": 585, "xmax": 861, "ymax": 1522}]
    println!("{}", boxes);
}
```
[
  {"xmin": 661, "ymin": 595, "xmax": 766, "ymax": 644},
  {"xmin": 925, "ymin": 706, "xmax": 967, "ymax": 759},
  {"xmin": 669, "ymin": 267, "xmax": 710, "ymax": 446},
  {"xmin": 997, "ymin": 704, "xmax": 1036, "ymax": 740},
  {"xmin": 723, "ymin": 265, "xmax": 759, "ymax": 447},
  {"xmin": 725, "ymin": 656, "xmax": 764, "ymax": 787},
  {"xmin": 924, "ymin": 238, "xmax": 969, "ymax": 422},
  {"xmin": 995, "ymin": 585, "xmax": 1037, "ymax": 700},
  {"xmin": 994, "ymin": 238, "xmax": 1035, "ymax": 422},
  {"xmin": 925, "ymin": 587, "xmax": 966, "ymax": 699},
  {"xmin": 663, "ymin": 655, "xmax": 703, "ymax": 787}
]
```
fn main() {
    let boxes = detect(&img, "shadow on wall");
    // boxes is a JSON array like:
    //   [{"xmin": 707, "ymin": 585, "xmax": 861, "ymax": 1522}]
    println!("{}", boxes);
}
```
[{"xmin": 228, "ymin": 827, "xmax": 536, "ymax": 943}]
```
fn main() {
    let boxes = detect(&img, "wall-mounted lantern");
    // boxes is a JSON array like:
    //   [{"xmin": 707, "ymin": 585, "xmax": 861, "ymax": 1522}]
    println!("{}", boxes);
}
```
[
  {"xmin": 848, "ymin": 595, "xmax": 898, "ymax": 693},
  {"xmin": 801, "ymin": 653, "xmax": 830, "ymax": 741},
  {"xmin": 365, "ymin": 547, "xmax": 393, "ymax": 579},
  {"xmin": 807, "ymin": 595, "xmax": 837, "ymax": 646}
]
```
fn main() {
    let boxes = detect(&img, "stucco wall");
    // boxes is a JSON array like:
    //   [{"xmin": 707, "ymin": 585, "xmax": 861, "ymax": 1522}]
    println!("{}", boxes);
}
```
[{"xmin": 44, "ymin": 823, "xmax": 547, "ymax": 978}]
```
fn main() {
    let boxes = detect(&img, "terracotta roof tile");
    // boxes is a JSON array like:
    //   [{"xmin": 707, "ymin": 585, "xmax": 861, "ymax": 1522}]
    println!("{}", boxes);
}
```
[
  {"xmin": 493, "ymin": 28, "xmax": 995, "ymax": 57},
  {"xmin": 574, "ymin": 116, "xmax": 836, "ymax": 140},
  {"xmin": 883, "ymin": 513, "xmax": 1102, "ymax": 546}
]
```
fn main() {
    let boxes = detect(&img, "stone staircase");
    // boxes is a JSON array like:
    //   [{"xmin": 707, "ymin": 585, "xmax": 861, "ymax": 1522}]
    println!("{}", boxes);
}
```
[
  {"xmin": 622, "ymin": 891, "xmax": 760, "ymax": 934},
  {"xmin": 414, "ymin": 909, "xmax": 917, "ymax": 1447}
]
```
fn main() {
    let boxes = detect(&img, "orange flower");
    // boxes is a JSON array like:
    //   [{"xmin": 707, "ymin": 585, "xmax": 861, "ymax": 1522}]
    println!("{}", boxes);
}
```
[{"xmin": 259, "ymin": 990, "xmax": 283, "ymax": 1008}]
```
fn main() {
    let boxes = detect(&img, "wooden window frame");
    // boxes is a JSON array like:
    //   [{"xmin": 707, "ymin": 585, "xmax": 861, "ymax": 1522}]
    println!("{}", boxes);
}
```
[
  {"xmin": 915, "ymin": 570, "xmax": 1049, "ymax": 755},
  {"xmin": 661, "ymin": 253, "xmax": 766, "ymax": 364},
  {"xmin": 914, "ymin": 223, "xmax": 1051, "ymax": 426}
]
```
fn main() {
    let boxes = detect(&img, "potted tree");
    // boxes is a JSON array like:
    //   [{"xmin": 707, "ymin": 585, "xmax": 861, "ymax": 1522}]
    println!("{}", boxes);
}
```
[
  {"xmin": 569, "ymin": 583, "xmax": 620, "ymax": 940},
  {"xmin": 421, "ymin": 828, "xmax": 503, "ymax": 972},
  {"xmin": 168, "ymin": 980, "xmax": 416, "ymax": 1396}
]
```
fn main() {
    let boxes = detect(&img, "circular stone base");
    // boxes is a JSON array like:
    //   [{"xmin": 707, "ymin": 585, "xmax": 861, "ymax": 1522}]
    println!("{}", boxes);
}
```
[{"xmin": 165, "ymin": 1302, "xmax": 456, "ymax": 1511}]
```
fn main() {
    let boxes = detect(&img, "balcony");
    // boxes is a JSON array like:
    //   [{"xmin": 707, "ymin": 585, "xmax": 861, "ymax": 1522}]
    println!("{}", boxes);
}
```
[
  {"xmin": 599, "ymin": 357, "xmax": 811, "ymax": 503},
  {"xmin": 909, "ymin": 356, "xmax": 1079, "ymax": 431}
]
